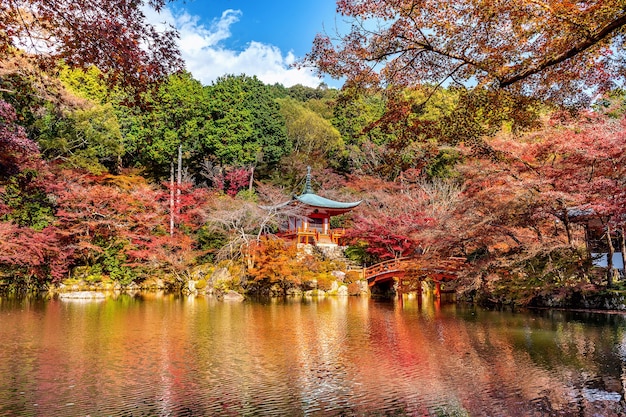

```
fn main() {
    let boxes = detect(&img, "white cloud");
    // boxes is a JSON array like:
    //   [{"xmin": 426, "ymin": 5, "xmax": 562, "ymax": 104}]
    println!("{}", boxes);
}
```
[{"xmin": 145, "ymin": 7, "xmax": 323, "ymax": 88}]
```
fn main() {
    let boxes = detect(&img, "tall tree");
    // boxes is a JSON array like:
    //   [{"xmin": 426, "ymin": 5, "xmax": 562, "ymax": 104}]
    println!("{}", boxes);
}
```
[
  {"xmin": 198, "ymin": 75, "xmax": 290, "ymax": 171},
  {"xmin": 278, "ymin": 97, "xmax": 344, "ymax": 159},
  {"xmin": 1, "ymin": 0, "xmax": 182, "ymax": 93},
  {"xmin": 123, "ymin": 71, "xmax": 210, "ymax": 177},
  {"xmin": 305, "ymin": 0, "xmax": 626, "ymax": 105}
]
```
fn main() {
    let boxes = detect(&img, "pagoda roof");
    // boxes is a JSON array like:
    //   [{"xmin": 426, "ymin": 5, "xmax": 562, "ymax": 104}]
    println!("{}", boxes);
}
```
[
  {"xmin": 295, "ymin": 191, "xmax": 361, "ymax": 210},
  {"xmin": 293, "ymin": 167, "xmax": 361, "ymax": 210},
  {"xmin": 260, "ymin": 167, "xmax": 361, "ymax": 213}
]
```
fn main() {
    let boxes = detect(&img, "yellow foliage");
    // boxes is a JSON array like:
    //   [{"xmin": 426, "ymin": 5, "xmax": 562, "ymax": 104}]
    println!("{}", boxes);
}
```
[
  {"xmin": 345, "ymin": 270, "xmax": 361, "ymax": 284},
  {"xmin": 102, "ymin": 172, "xmax": 148, "ymax": 190}
]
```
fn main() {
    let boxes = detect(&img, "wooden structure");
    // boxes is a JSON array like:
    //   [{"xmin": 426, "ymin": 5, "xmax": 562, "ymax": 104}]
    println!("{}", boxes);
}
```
[
  {"xmin": 365, "ymin": 256, "xmax": 465, "ymax": 297},
  {"xmin": 277, "ymin": 167, "xmax": 361, "ymax": 246}
]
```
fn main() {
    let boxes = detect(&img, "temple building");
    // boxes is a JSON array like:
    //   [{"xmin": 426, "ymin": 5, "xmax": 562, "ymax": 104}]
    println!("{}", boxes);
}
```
[{"xmin": 276, "ymin": 167, "xmax": 361, "ymax": 247}]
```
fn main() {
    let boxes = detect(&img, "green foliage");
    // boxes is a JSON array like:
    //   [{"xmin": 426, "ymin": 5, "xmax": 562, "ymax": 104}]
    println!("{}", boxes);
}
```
[
  {"xmin": 278, "ymin": 97, "xmax": 344, "ymax": 160},
  {"xmin": 195, "ymin": 226, "xmax": 229, "ymax": 263},
  {"xmin": 122, "ymin": 71, "xmax": 210, "ymax": 177},
  {"xmin": 425, "ymin": 148, "xmax": 461, "ymax": 179},
  {"xmin": 1, "ymin": 170, "xmax": 54, "ymax": 230},
  {"xmin": 287, "ymin": 83, "xmax": 332, "ymax": 102},
  {"xmin": 333, "ymin": 91, "xmax": 390, "ymax": 146},
  {"xmin": 0, "ymin": 69, "xmax": 47, "ymax": 138},
  {"xmin": 592, "ymin": 89, "xmax": 626, "ymax": 119},
  {"xmin": 344, "ymin": 241, "xmax": 379, "ymax": 266},
  {"xmin": 97, "ymin": 241, "xmax": 136, "ymax": 286},
  {"xmin": 35, "ymin": 103, "xmax": 124, "ymax": 173},
  {"xmin": 235, "ymin": 189, "xmax": 257, "ymax": 201},
  {"xmin": 59, "ymin": 65, "xmax": 110, "ymax": 104},
  {"xmin": 197, "ymin": 75, "xmax": 290, "ymax": 171}
]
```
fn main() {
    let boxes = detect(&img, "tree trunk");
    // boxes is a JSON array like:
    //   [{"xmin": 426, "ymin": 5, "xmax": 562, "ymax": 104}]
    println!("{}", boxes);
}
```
[
  {"xmin": 562, "ymin": 207, "xmax": 572, "ymax": 246},
  {"xmin": 606, "ymin": 223, "xmax": 615, "ymax": 288},
  {"xmin": 619, "ymin": 226, "xmax": 626, "ymax": 271},
  {"xmin": 169, "ymin": 161, "xmax": 175, "ymax": 236},
  {"xmin": 249, "ymin": 165, "xmax": 255, "ymax": 192},
  {"xmin": 176, "ymin": 144, "xmax": 182, "ymax": 208}
]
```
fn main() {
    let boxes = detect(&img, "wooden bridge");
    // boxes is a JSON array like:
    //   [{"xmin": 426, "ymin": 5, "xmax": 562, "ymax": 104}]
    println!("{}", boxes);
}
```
[{"xmin": 363, "ymin": 256, "xmax": 466, "ymax": 296}]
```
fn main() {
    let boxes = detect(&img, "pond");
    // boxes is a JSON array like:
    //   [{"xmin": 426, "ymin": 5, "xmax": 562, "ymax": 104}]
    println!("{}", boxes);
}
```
[{"xmin": 1, "ymin": 293, "xmax": 625, "ymax": 416}]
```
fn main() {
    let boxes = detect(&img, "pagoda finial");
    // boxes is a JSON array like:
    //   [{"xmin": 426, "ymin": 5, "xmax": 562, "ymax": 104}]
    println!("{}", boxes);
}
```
[{"xmin": 303, "ymin": 166, "xmax": 313, "ymax": 194}]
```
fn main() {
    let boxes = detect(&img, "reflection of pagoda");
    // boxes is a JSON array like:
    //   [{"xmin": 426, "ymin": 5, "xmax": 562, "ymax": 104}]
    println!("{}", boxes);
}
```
[{"xmin": 280, "ymin": 167, "xmax": 361, "ymax": 246}]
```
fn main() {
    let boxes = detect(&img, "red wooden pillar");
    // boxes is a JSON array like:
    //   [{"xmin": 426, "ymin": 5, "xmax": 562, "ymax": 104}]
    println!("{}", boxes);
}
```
[{"xmin": 434, "ymin": 281, "xmax": 441, "ymax": 299}]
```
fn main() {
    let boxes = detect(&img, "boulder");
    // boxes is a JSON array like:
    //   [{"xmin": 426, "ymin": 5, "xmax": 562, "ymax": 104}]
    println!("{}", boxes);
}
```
[
  {"xmin": 331, "ymin": 271, "xmax": 346, "ymax": 282},
  {"xmin": 222, "ymin": 290, "xmax": 244, "ymax": 302}
]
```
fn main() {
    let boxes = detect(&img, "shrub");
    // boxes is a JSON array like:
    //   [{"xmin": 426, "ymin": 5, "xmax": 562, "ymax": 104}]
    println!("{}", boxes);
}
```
[{"xmin": 345, "ymin": 270, "xmax": 361, "ymax": 284}]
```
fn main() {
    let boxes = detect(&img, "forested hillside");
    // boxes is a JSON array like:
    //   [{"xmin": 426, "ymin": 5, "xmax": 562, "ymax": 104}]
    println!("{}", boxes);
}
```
[{"xmin": 3, "ymin": 0, "xmax": 626, "ymax": 305}]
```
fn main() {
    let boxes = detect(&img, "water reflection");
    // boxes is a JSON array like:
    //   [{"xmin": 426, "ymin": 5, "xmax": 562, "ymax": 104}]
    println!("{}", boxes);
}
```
[{"xmin": 0, "ymin": 294, "xmax": 625, "ymax": 416}]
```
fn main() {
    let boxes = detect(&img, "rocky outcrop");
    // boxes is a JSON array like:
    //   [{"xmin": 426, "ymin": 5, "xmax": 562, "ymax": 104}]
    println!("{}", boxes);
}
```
[
  {"xmin": 222, "ymin": 290, "xmax": 244, "ymax": 302},
  {"xmin": 58, "ymin": 291, "xmax": 106, "ymax": 300}
]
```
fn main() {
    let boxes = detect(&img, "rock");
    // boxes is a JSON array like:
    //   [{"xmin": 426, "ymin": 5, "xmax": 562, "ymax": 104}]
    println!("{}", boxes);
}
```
[
  {"xmin": 59, "ymin": 291, "xmax": 106, "ymax": 300},
  {"xmin": 222, "ymin": 290, "xmax": 244, "ymax": 302},
  {"xmin": 286, "ymin": 287, "xmax": 303, "ymax": 296},
  {"xmin": 210, "ymin": 267, "xmax": 232, "ymax": 286},
  {"xmin": 337, "ymin": 285, "xmax": 349, "ymax": 296},
  {"xmin": 189, "ymin": 264, "xmax": 214, "ymax": 281},
  {"xmin": 331, "ymin": 271, "xmax": 346, "ymax": 282}
]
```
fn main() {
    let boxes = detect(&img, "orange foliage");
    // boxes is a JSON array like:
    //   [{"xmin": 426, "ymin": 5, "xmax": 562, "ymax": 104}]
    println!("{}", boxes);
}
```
[{"xmin": 247, "ymin": 237, "xmax": 300, "ymax": 285}]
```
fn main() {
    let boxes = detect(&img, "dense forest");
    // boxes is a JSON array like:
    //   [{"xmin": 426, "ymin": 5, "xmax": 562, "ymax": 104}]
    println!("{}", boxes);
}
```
[{"xmin": 2, "ymin": 0, "xmax": 626, "ymax": 305}]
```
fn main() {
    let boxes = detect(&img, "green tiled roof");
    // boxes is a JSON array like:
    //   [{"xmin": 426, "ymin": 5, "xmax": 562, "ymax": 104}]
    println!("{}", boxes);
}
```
[
  {"xmin": 291, "ymin": 166, "xmax": 361, "ymax": 210},
  {"xmin": 295, "ymin": 192, "xmax": 361, "ymax": 209}
]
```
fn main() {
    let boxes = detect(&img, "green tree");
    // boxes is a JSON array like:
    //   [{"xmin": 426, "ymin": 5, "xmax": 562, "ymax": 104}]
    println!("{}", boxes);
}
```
[
  {"xmin": 35, "ymin": 103, "xmax": 124, "ymax": 173},
  {"xmin": 197, "ymin": 75, "xmax": 290, "ymax": 171},
  {"xmin": 278, "ymin": 97, "xmax": 343, "ymax": 158},
  {"xmin": 122, "ymin": 71, "xmax": 210, "ymax": 177}
]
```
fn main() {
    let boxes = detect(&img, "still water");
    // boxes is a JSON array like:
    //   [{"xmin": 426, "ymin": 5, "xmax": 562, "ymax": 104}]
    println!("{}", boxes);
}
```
[{"xmin": 1, "ymin": 293, "xmax": 625, "ymax": 416}]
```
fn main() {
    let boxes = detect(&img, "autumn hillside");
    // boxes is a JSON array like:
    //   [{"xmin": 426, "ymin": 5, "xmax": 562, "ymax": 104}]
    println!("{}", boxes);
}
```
[{"xmin": 1, "ymin": 53, "xmax": 626, "ymax": 304}]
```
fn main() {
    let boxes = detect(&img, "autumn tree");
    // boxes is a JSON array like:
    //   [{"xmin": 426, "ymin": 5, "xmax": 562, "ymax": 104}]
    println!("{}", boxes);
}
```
[
  {"xmin": 1, "ymin": 0, "xmax": 182, "ymax": 94},
  {"xmin": 0, "ymin": 100, "xmax": 41, "ymax": 176},
  {"xmin": 305, "ymin": 0, "xmax": 626, "ymax": 105},
  {"xmin": 0, "ymin": 222, "xmax": 68, "ymax": 286},
  {"xmin": 246, "ymin": 237, "xmax": 301, "ymax": 288},
  {"xmin": 448, "ymin": 112, "xmax": 626, "ymax": 294},
  {"xmin": 344, "ymin": 175, "xmax": 433, "ymax": 262}
]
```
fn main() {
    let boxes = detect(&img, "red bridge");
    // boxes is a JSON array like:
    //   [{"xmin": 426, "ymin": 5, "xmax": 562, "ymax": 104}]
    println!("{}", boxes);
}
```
[{"xmin": 364, "ymin": 256, "xmax": 466, "ymax": 296}]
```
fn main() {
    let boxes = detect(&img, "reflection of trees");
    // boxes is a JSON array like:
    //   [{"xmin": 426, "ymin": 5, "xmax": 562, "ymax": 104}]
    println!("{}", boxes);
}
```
[{"xmin": 2, "ymin": 296, "xmax": 625, "ymax": 416}]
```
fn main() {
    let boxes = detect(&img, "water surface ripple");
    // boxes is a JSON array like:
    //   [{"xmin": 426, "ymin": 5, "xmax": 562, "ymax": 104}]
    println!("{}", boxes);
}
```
[{"xmin": 1, "ymin": 294, "xmax": 625, "ymax": 416}]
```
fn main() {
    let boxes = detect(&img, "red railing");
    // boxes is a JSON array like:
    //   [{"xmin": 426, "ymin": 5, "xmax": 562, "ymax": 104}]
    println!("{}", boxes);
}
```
[
  {"xmin": 364, "ymin": 256, "xmax": 465, "ymax": 282},
  {"xmin": 283, "ymin": 227, "xmax": 348, "ymax": 245}
]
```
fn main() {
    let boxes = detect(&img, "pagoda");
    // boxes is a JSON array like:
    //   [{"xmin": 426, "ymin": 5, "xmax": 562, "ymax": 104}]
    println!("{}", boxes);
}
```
[{"xmin": 278, "ymin": 167, "xmax": 361, "ymax": 246}]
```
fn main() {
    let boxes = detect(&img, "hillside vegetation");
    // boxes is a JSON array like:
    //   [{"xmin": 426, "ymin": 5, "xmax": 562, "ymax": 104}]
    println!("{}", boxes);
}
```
[{"xmin": 2, "ymin": 55, "xmax": 626, "ymax": 304}]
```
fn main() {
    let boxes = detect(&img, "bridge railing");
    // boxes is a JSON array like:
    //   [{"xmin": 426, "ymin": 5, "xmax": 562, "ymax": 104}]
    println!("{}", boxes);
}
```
[
  {"xmin": 365, "ymin": 257, "xmax": 411, "ymax": 278},
  {"xmin": 364, "ymin": 256, "xmax": 465, "ymax": 282}
]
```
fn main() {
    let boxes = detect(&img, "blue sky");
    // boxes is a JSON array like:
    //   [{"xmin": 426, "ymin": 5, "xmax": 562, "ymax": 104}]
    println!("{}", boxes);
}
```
[{"xmin": 146, "ymin": 0, "xmax": 343, "ymax": 88}]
